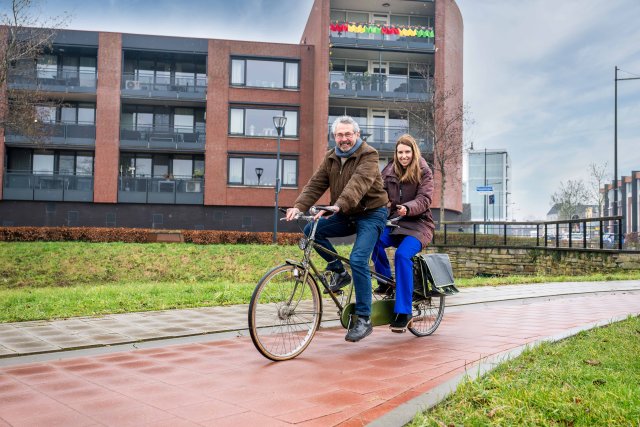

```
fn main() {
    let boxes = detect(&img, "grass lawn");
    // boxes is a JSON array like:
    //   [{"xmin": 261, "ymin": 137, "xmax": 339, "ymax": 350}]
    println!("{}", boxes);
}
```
[
  {"xmin": 409, "ymin": 315, "xmax": 640, "ymax": 426},
  {"xmin": 1, "ymin": 241, "xmax": 639, "ymax": 322}
]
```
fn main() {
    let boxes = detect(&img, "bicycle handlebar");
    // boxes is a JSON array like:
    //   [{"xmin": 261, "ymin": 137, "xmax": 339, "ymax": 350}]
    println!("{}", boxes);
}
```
[{"xmin": 279, "ymin": 206, "xmax": 402, "ymax": 228}]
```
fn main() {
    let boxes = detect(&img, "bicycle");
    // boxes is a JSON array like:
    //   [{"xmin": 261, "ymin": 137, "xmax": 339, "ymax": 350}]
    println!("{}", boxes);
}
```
[{"xmin": 248, "ymin": 206, "xmax": 458, "ymax": 361}]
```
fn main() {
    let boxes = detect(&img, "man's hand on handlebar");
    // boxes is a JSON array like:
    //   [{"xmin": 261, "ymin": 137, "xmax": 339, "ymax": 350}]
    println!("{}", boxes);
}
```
[{"xmin": 285, "ymin": 207, "xmax": 301, "ymax": 221}]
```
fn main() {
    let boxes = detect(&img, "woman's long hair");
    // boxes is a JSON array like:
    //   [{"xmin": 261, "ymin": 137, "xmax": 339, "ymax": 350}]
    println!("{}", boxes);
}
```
[{"xmin": 393, "ymin": 134, "xmax": 422, "ymax": 184}]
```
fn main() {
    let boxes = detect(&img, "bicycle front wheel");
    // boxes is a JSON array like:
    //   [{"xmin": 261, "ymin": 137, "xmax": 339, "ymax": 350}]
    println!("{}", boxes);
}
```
[
  {"xmin": 248, "ymin": 264, "xmax": 322, "ymax": 361},
  {"xmin": 408, "ymin": 294, "xmax": 445, "ymax": 337}
]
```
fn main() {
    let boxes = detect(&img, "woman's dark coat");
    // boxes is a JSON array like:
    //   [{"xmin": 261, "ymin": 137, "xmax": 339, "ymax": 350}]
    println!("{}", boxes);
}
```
[{"xmin": 382, "ymin": 157, "xmax": 435, "ymax": 248}]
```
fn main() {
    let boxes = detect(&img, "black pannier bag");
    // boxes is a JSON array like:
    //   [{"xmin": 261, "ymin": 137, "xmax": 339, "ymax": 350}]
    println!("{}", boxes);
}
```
[{"xmin": 412, "ymin": 253, "xmax": 459, "ymax": 296}]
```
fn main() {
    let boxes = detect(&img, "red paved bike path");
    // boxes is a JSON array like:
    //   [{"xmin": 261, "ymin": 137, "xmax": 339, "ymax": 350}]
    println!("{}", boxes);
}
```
[{"xmin": 1, "ymin": 292, "xmax": 639, "ymax": 427}]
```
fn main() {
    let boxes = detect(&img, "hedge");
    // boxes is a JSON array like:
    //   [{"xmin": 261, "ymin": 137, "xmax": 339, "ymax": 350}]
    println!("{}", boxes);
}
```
[{"xmin": 0, "ymin": 227, "xmax": 303, "ymax": 245}]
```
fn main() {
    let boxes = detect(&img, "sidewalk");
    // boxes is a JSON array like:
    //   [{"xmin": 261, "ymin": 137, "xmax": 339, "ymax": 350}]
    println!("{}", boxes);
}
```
[
  {"xmin": 0, "ymin": 282, "xmax": 638, "ymax": 426},
  {"xmin": 1, "ymin": 280, "xmax": 639, "ymax": 358}
]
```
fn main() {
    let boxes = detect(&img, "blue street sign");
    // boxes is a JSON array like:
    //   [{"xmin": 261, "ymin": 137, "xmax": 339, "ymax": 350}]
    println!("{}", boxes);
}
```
[{"xmin": 476, "ymin": 186, "xmax": 494, "ymax": 192}]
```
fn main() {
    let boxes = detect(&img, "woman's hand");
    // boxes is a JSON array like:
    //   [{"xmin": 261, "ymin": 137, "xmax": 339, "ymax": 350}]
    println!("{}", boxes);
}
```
[{"xmin": 396, "ymin": 205, "xmax": 408, "ymax": 217}]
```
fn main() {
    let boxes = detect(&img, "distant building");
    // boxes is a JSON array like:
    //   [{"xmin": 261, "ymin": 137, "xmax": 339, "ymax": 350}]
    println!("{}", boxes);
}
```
[
  {"xmin": 466, "ymin": 149, "xmax": 510, "ymax": 221},
  {"xmin": 602, "ymin": 171, "xmax": 640, "ymax": 235},
  {"xmin": 546, "ymin": 204, "xmax": 599, "ymax": 222}
]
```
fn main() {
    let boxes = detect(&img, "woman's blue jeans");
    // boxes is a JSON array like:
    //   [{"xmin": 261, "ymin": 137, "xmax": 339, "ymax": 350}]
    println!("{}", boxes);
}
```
[
  {"xmin": 372, "ymin": 227, "xmax": 422, "ymax": 314},
  {"xmin": 304, "ymin": 207, "xmax": 387, "ymax": 317}
]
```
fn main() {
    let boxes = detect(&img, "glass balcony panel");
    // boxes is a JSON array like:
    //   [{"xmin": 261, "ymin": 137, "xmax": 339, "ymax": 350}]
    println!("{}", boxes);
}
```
[
  {"xmin": 117, "ymin": 176, "xmax": 204, "ymax": 204},
  {"xmin": 2, "ymin": 172, "xmax": 94, "ymax": 201},
  {"xmin": 119, "ymin": 125, "xmax": 205, "ymax": 149}
]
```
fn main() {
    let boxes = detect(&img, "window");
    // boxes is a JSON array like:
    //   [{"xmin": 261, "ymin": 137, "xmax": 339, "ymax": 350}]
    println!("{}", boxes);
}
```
[
  {"xmin": 227, "ymin": 156, "xmax": 298, "ymax": 187},
  {"xmin": 123, "ymin": 53, "xmax": 207, "ymax": 89},
  {"xmin": 329, "ymin": 106, "xmax": 367, "ymax": 129},
  {"xmin": 121, "ymin": 105, "xmax": 205, "ymax": 132},
  {"xmin": 7, "ymin": 149, "xmax": 94, "ymax": 175},
  {"xmin": 36, "ymin": 51, "xmax": 97, "ymax": 86},
  {"xmin": 229, "ymin": 107, "xmax": 298, "ymax": 138},
  {"xmin": 36, "ymin": 103, "xmax": 96, "ymax": 125},
  {"xmin": 33, "ymin": 152, "xmax": 54, "ymax": 174},
  {"xmin": 119, "ymin": 153, "xmax": 204, "ymax": 178},
  {"xmin": 230, "ymin": 57, "xmax": 299, "ymax": 89},
  {"xmin": 37, "ymin": 55, "xmax": 57, "ymax": 79}
]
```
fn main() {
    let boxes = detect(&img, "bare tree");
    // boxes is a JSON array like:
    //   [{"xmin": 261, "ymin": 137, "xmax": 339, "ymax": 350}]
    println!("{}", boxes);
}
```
[
  {"xmin": 392, "ymin": 67, "xmax": 470, "ymax": 228},
  {"xmin": 550, "ymin": 179, "xmax": 590, "ymax": 220},
  {"xmin": 587, "ymin": 162, "xmax": 609, "ymax": 217},
  {"xmin": 1, "ymin": 0, "xmax": 68, "ymax": 143}
]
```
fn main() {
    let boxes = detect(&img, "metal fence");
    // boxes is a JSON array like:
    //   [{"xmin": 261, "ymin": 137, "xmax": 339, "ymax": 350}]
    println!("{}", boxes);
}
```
[{"xmin": 434, "ymin": 216, "xmax": 633, "ymax": 251}]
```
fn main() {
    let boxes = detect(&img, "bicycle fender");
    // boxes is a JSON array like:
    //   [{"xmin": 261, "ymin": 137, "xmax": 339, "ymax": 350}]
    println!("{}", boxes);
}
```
[{"xmin": 284, "ymin": 259, "xmax": 305, "ymax": 269}]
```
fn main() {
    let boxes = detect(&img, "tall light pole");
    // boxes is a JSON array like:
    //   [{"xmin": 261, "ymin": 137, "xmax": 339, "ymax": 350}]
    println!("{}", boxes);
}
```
[
  {"xmin": 614, "ymin": 66, "xmax": 640, "ymax": 239},
  {"xmin": 272, "ymin": 116, "xmax": 287, "ymax": 244},
  {"xmin": 484, "ymin": 148, "xmax": 487, "ymax": 232}
]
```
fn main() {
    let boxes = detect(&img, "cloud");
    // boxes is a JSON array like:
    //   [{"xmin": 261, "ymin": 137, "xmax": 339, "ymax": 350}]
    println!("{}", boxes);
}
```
[{"xmin": 457, "ymin": 0, "xmax": 640, "ymax": 219}]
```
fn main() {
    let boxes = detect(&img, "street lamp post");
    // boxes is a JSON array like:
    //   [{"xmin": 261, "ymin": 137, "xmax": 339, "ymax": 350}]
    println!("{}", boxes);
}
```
[
  {"xmin": 272, "ymin": 116, "xmax": 287, "ymax": 244},
  {"xmin": 613, "ymin": 66, "xmax": 640, "ymax": 241},
  {"xmin": 484, "ymin": 148, "xmax": 487, "ymax": 233}
]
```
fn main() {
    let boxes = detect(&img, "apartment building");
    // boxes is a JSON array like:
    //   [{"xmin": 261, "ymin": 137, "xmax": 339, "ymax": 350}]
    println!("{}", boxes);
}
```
[
  {"xmin": 603, "ymin": 171, "xmax": 640, "ymax": 235},
  {"xmin": 0, "ymin": 0, "xmax": 463, "ymax": 230}
]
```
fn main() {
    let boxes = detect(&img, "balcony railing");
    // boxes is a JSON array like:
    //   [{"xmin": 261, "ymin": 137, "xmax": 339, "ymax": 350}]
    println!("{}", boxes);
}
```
[
  {"xmin": 118, "ymin": 176, "xmax": 204, "ymax": 205},
  {"xmin": 329, "ymin": 72, "xmax": 431, "ymax": 100},
  {"xmin": 330, "ymin": 29, "xmax": 434, "ymax": 51},
  {"xmin": 121, "ymin": 73, "xmax": 207, "ymax": 100},
  {"xmin": 120, "ymin": 126, "xmax": 205, "ymax": 151},
  {"xmin": 5, "ymin": 123, "xmax": 96, "ymax": 147},
  {"xmin": 2, "ymin": 172, "xmax": 93, "ymax": 202},
  {"xmin": 8, "ymin": 70, "xmax": 97, "ymax": 92}
]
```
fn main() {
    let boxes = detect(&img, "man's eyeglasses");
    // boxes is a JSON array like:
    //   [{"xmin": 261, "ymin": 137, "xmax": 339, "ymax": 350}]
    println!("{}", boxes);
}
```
[{"xmin": 334, "ymin": 132, "xmax": 356, "ymax": 140}]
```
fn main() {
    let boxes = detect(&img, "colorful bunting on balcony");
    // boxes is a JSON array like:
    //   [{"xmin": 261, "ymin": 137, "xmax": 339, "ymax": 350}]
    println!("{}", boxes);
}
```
[{"xmin": 330, "ymin": 22, "xmax": 434, "ymax": 38}]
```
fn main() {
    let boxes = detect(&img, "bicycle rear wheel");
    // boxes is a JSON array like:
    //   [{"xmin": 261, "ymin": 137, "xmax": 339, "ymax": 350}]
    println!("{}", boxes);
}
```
[
  {"xmin": 408, "ymin": 294, "xmax": 445, "ymax": 337},
  {"xmin": 248, "ymin": 264, "xmax": 322, "ymax": 361}
]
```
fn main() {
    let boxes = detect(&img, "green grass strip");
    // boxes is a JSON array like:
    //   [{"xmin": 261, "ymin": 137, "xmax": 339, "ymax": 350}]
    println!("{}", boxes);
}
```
[{"xmin": 410, "ymin": 316, "xmax": 640, "ymax": 426}]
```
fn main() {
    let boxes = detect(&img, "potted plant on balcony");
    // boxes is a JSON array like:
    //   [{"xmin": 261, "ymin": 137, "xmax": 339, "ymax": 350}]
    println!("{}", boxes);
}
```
[{"xmin": 193, "ymin": 169, "xmax": 204, "ymax": 180}]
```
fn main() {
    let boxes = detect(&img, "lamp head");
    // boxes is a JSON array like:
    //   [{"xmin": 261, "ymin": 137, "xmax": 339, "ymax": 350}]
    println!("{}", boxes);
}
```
[{"xmin": 273, "ymin": 116, "xmax": 287, "ymax": 135}]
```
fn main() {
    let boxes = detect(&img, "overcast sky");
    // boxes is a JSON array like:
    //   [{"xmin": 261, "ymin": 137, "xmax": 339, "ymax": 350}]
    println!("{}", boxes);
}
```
[{"xmin": 37, "ymin": 0, "xmax": 640, "ymax": 220}]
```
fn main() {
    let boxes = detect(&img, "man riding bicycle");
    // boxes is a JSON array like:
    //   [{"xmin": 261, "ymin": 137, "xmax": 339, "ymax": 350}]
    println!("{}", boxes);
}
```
[{"xmin": 285, "ymin": 115, "xmax": 388, "ymax": 342}]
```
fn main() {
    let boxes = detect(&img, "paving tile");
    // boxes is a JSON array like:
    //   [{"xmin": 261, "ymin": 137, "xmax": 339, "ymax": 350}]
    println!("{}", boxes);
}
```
[
  {"xmin": 168, "ymin": 399, "xmax": 247, "ymax": 422},
  {"xmin": 208, "ymin": 411, "xmax": 292, "ymax": 427}
]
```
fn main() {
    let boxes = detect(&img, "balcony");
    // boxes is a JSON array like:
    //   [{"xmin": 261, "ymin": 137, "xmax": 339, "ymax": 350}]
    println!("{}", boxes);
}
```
[
  {"xmin": 8, "ymin": 70, "xmax": 97, "ymax": 93},
  {"xmin": 120, "ymin": 126, "xmax": 205, "ymax": 152},
  {"xmin": 121, "ymin": 73, "xmax": 207, "ymax": 101},
  {"xmin": 118, "ymin": 176, "xmax": 204, "ymax": 205},
  {"xmin": 328, "ymin": 125, "xmax": 433, "ymax": 153},
  {"xmin": 329, "ymin": 72, "xmax": 431, "ymax": 101},
  {"xmin": 3, "ymin": 172, "xmax": 93, "ymax": 202},
  {"xmin": 5, "ymin": 123, "xmax": 96, "ymax": 148},
  {"xmin": 330, "ymin": 31, "xmax": 434, "ymax": 52}
]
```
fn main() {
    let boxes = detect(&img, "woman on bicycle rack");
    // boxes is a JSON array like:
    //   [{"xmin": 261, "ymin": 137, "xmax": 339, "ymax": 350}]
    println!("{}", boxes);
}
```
[{"xmin": 372, "ymin": 134, "xmax": 435, "ymax": 333}]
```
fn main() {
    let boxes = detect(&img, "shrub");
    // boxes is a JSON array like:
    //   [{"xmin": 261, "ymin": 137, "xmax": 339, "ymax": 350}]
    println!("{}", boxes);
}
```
[{"xmin": 0, "ymin": 226, "xmax": 303, "ymax": 245}]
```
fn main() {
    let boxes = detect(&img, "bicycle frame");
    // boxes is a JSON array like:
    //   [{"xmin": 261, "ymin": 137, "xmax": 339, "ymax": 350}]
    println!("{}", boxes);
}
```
[{"xmin": 286, "ymin": 214, "xmax": 395, "ymax": 317}]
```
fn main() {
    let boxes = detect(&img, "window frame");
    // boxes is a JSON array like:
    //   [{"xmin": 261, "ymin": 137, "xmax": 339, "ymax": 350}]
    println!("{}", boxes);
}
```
[
  {"xmin": 228, "ymin": 106, "xmax": 299, "ymax": 138},
  {"xmin": 229, "ymin": 56, "xmax": 300, "ymax": 89},
  {"xmin": 227, "ymin": 155, "xmax": 298, "ymax": 188}
]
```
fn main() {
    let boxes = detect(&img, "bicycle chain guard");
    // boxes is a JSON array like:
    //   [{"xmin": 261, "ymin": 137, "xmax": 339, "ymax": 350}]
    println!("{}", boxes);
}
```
[{"xmin": 340, "ymin": 299, "xmax": 396, "ymax": 329}]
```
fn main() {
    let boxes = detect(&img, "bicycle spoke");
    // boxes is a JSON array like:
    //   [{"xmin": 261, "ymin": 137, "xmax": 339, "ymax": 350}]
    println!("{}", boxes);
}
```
[{"xmin": 249, "ymin": 264, "xmax": 322, "ymax": 361}]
